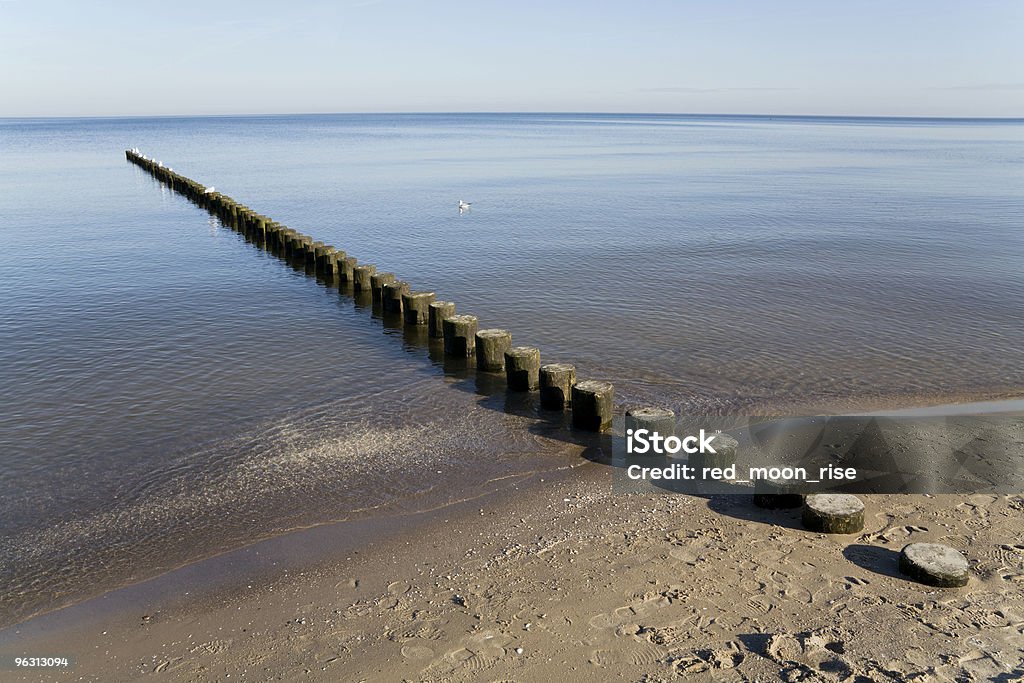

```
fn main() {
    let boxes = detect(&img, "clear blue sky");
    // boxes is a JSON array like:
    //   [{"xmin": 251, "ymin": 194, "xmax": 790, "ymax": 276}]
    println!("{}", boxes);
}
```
[{"xmin": 2, "ymin": 0, "xmax": 1021, "ymax": 117}]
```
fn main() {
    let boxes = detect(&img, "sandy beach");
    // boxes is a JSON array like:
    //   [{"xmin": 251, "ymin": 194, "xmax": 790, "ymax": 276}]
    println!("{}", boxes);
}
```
[{"xmin": 4, "ymin": 454, "xmax": 1022, "ymax": 682}]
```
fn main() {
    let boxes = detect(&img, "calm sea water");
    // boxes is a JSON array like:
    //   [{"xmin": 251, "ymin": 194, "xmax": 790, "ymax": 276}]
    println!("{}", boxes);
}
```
[{"xmin": 1, "ymin": 113, "xmax": 1022, "ymax": 624}]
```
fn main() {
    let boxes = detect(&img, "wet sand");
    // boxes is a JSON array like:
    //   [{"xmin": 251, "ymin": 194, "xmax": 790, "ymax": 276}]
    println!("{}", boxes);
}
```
[{"xmin": 2, "ymin": 454, "xmax": 1022, "ymax": 682}]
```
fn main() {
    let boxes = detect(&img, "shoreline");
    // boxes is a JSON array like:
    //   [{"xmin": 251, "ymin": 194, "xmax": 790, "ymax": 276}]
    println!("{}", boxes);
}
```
[
  {"xmin": 2, "ymin": 392, "xmax": 1023, "ymax": 680},
  {"xmin": 4, "ymin": 388, "xmax": 1023, "ymax": 632},
  {"xmin": 3, "ymin": 459, "xmax": 1021, "ymax": 681},
  {"xmin": 3, "ymin": 389, "xmax": 1022, "ymax": 629}
]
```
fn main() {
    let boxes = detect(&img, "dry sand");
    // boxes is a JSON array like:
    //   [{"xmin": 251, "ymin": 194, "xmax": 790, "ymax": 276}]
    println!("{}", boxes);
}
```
[{"xmin": 3, "ymin": 460, "xmax": 1022, "ymax": 682}]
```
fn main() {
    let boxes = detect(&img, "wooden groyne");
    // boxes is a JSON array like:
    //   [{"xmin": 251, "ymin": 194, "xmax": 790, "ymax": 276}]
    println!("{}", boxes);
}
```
[
  {"xmin": 126, "ymin": 151, "xmax": 987, "ymax": 588},
  {"xmin": 125, "ymin": 149, "xmax": 614, "ymax": 431}
]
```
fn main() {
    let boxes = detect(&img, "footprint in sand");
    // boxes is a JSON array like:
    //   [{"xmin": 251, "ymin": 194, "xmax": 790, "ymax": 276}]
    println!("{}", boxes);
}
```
[
  {"xmin": 669, "ymin": 547, "xmax": 700, "ymax": 564},
  {"xmin": 401, "ymin": 644, "xmax": 435, "ymax": 660},
  {"xmin": 670, "ymin": 643, "xmax": 744, "ymax": 675},
  {"xmin": 422, "ymin": 644, "xmax": 501, "ymax": 677},
  {"xmin": 977, "ymin": 543, "xmax": 1024, "ymax": 575},
  {"xmin": 464, "ymin": 630, "xmax": 512, "ymax": 659},
  {"xmin": 671, "ymin": 654, "xmax": 710, "ymax": 674},
  {"xmin": 841, "ymin": 576, "xmax": 871, "ymax": 589},
  {"xmin": 638, "ymin": 624, "xmax": 689, "ymax": 648},
  {"xmin": 627, "ymin": 643, "xmax": 662, "ymax": 667},
  {"xmin": 708, "ymin": 643, "xmax": 745, "ymax": 669},
  {"xmin": 740, "ymin": 595, "xmax": 775, "ymax": 617},
  {"xmin": 591, "ymin": 587, "xmax": 679, "ymax": 632}
]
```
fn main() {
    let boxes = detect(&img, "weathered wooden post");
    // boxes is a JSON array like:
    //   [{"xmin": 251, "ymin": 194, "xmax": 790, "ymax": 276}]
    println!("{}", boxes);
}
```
[
  {"xmin": 428, "ymin": 301, "xmax": 456, "ymax": 339},
  {"xmin": 370, "ymin": 272, "xmax": 395, "ymax": 302},
  {"xmin": 403, "ymin": 292, "xmax": 436, "ymax": 325},
  {"xmin": 539, "ymin": 363, "xmax": 576, "ymax": 410},
  {"xmin": 505, "ymin": 346, "xmax": 541, "ymax": 391},
  {"xmin": 475, "ymin": 329, "xmax": 512, "ymax": 372},
  {"xmin": 624, "ymin": 407, "xmax": 675, "ymax": 437},
  {"xmin": 572, "ymin": 380, "xmax": 614, "ymax": 431},
  {"xmin": 338, "ymin": 256, "xmax": 357, "ymax": 282},
  {"xmin": 323, "ymin": 248, "xmax": 345, "ymax": 276},
  {"xmin": 802, "ymin": 494, "xmax": 865, "ymax": 533},
  {"xmin": 443, "ymin": 314, "xmax": 478, "ymax": 357},
  {"xmin": 752, "ymin": 478, "xmax": 805, "ymax": 509},
  {"xmin": 382, "ymin": 281, "xmax": 410, "ymax": 314},
  {"xmin": 690, "ymin": 432, "xmax": 739, "ymax": 474},
  {"xmin": 353, "ymin": 265, "xmax": 376, "ymax": 292},
  {"xmin": 899, "ymin": 543, "xmax": 969, "ymax": 587}
]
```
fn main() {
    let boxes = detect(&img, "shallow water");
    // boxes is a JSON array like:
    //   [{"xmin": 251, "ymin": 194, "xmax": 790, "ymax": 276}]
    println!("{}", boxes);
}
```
[{"xmin": 1, "ymin": 113, "xmax": 1022, "ymax": 624}]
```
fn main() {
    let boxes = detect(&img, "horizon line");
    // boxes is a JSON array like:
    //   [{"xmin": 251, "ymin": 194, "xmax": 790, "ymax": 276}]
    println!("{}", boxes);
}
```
[{"xmin": 2, "ymin": 111, "xmax": 1023, "ymax": 122}]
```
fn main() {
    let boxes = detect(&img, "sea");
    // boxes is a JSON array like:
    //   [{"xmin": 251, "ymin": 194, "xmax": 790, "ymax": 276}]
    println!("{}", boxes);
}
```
[{"xmin": 1, "ymin": 113, "xmax": 1022, "ymax": 625}]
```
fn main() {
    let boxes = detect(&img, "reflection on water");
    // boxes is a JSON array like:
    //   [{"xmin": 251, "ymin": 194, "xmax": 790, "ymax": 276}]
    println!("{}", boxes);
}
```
[{"xmin": 1, "ymin": 113, "xmax": 1022, "ymax": 624}]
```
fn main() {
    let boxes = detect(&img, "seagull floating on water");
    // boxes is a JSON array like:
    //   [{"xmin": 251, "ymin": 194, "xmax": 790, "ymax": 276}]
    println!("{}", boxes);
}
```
[{"xmin": 458, "ymin": 200, "xmax": 471, "ymax": 214}]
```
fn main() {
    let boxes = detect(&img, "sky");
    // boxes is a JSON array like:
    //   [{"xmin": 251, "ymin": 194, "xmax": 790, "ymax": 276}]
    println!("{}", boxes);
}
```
[{"xmin": 1, "ymin": 0, "xmax": 1022, "ymax": 118}]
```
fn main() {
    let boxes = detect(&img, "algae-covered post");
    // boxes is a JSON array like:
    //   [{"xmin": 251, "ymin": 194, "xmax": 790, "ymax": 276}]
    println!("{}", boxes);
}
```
[
  {"xmin": 443, "ymin": 314, "xmax": 479, "ymax": 357},
  {"xmin": 624, "ymin": 407, "xmax": 675, "ymax": 437},
  {"xmin": 353, "ymin": 265, "xmax": 376, "ymax": 291},
  {"xmin": 314, "ymin": 245, "xmax": 336, "ymax": 273},
  {"xmin": 802, "ymin": 494, "xmax": 865, "ymax": 534},
  {"xmin": 899, "ymin": 543, "xmax": 970, "ymax": 588},
  {"xmin": 572, "ymin": 380, "xmax": 614, "ymax": 431},
  {"xmin": 689, "ymin": 432, "xmax": 738, "ymax": 473},
  {"xmin": 476, "ymin": 329, "xmax": 512, "ymax": 372},
  {"xmin": 338, "ymin": 256, "xmax": 357, "ymax": 282},
  {"xmin": 429, "ymin": 301, "xmax": 456, "ymax": 339},
  {"xmin": 308, "ymin": 241, "xmax": 325, "ymax": 267},
  {"xmin": 505, "ymin": 347, "xmax": 541, "ymax": 391},
  {"xmin": 322, "ymin": 248, "xmax": 345, "ymax": 276},
  {"xmin": 403, "ymin": 292, "xmax": 436, "ymax": 326},
  {"xmin": 539, "ymin": 363, "xmax": 576, "ymax": 410},
  {"xmin": 382, "ymin": 281, "xmax": 410, "ymax": 314},
  {"xmin": 370, "ymin": 272, "xmax": 396, "ymax": 302}
]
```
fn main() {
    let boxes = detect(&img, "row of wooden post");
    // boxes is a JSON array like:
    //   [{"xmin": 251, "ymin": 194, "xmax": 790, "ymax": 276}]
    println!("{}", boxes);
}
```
[
  {"xmin": 126, "ymin": 149, "xmax": 615, "ymax": 430},
  {"xmin": 124, "ymin": 151, "xmax": 977, "ymax": 589}
]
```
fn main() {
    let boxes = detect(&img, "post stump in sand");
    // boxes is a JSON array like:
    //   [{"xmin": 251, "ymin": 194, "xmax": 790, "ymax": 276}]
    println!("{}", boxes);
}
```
[
  {"xmin": 899, "ymin": 543, "xmax": 969, "ymax": 588},
  {"xmin": 752, "ymin": 478, "xmax": 805, "ymax": 509},
  {"xmin": 689, "ymin": 432, "xmax": 739, "ymax": 473},
  {"xmin": 802, "ymin": 494, "xmax": 865, "ymax": 533}
]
